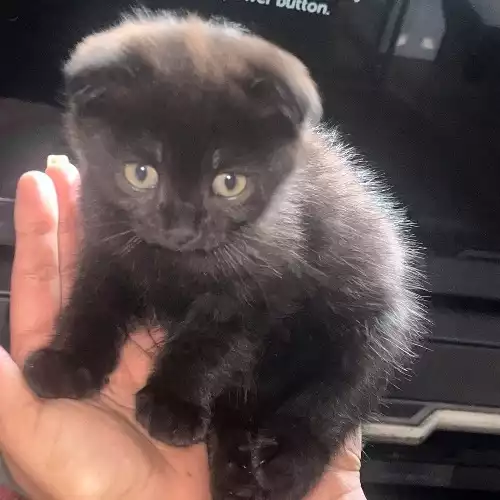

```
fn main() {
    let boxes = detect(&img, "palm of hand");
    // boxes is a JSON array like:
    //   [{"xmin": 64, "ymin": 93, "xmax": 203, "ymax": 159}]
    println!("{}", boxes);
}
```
[
  {"xmin": 9, "ymin": 338, "xmax": 210, "ymax": 500},
  {"xmin": 0, "ymin": 160, "xmax": 363, "ymax": 500}
]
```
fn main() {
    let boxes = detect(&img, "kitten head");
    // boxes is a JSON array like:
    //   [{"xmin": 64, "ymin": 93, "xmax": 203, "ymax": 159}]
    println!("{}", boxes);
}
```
[{"xmin": 64, "ymin": 12, "xmax": 322, "ymax": 252}]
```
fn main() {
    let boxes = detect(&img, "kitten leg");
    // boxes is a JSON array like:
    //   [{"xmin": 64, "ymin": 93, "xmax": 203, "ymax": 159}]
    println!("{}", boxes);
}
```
[
  {"xmin": 212, "ymin": 343, "xmax": 372, "ymax": 499},
  {"xmin": 23, "ymin": 258, "xmax": 137, "ymax": 399},
  {"xmin": 136, "ymin": 302, "xmax": 260, "ymax": 446},
  {"xmin": 223, "ymin": 355, "xmax": 375, "ymax": 498}
]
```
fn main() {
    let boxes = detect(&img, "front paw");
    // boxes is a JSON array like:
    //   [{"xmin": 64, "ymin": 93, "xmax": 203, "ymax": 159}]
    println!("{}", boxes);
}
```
[
  {"xmin": 136, "ymin": 384, "xmax": 210, "ymax": 446},
  {"xmin": 212, "ymin": 430, "xmax": 327, "ymax": 500},
  {"xmin": 212, "ymin": 433, "xmax": 278, "ymax": 500},
  {"xmin": 255, "ymin": 436, "xmax": 329, "ymax": 500},
  {"xmin": 23, "ymin": 348, "xmax": 104, "ymax": 399}
]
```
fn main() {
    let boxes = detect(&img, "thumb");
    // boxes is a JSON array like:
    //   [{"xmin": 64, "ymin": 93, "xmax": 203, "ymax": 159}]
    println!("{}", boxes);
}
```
[{"xmin": 0, "ymin": 348, "xmax": 42, "ymax": 456}]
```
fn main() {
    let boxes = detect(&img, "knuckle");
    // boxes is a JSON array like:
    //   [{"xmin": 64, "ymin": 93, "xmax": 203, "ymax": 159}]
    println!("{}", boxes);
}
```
[
  {"xmin": 60, "ymin": 262, "xmax": 76, "ymax": 281},
  {"xmin": 17, "ymin": 217, "xmax": 56, "ymax": 237},
  {"xmin": 57, "ymin": 216, "xmax": 76, "ymax": 236},
  {"xmin": 18, "ymin": 261, "xmax": 59, "ymax": 283}
]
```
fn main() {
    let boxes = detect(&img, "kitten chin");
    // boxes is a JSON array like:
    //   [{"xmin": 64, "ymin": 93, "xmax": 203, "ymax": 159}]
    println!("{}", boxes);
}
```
[{"xmin": 24, "ymin": 10, "xmax": 424, "ymax": 500}]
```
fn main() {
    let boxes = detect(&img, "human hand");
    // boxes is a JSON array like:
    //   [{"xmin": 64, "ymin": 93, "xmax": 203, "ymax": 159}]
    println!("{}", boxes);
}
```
[
  {"xmin": 0, "ymin": 158, "xmax": 365, "ymax": 499},
  {"xmin": 0, "ymin": 159, "xmax": 210, "ymax": 500}
]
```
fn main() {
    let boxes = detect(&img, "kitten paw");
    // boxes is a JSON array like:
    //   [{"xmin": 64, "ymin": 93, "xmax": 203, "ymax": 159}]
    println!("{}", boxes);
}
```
[
  {"xmin": 23, "ymin": 348, "xmax": 102, "ymax": 399},
  {"xmin": 212, "ymin": 432, "xmax": 279, "ymax": 500},
  {"xmin": 213, "ymin": 464, "xmax": 264, "ymax": 500},
  {"xmin": 213, "ymin": 429, "xmax": 325, "ymax": 500},
  {"xmin": 254, "ymin": 434, "xmax": 329, "ymax": 500},
  {"xmin": 136, "ymin": 385, "xmax": 210, "ymax": 446}
]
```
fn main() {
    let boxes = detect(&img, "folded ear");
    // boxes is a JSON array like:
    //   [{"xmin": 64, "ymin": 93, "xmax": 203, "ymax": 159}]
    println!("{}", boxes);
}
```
[
  {"xmin": 246, "ymin": 63, "xmax": 323, "ymax": 129},
  {"xmin": 63, "ymin": 34, "xmax": 132, "ymax": 116},
  {"xmin": 64, "ymin": 73, "xmax": 106, "ymax": 116}
]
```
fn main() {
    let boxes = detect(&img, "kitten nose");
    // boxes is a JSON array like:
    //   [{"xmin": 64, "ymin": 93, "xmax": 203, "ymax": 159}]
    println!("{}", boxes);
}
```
[
  {"xmin": 166, "ymin": 202, "xmax": 196, "ymax": 226},
  {"xmin": 167, "ymin": 228, "xmax": 198, "ymax": 247},
  {"xmin": 161, "ymin": 202, "xmax": 202, "ymax": 249}
]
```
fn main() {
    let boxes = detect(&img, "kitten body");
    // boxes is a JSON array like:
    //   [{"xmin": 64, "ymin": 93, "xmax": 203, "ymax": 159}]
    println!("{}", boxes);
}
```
[{"xmin": 24, "ymin": 12, "xmax": 422, "ymax": 500}]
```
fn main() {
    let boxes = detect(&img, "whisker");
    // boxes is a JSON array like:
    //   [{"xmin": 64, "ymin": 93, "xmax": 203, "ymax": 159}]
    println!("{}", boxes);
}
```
[
  {"xmin": 100, "ymin": 229, "xmax": 134, "ymax": 244},
  {"xmin": 221, "ymin": 246, "xmax": 252, "ymax": 304},
  {"xmin": 117, "ymin": 235, "xmax": 141, "ymax": 258},
  {"xmin": 232, "ymin": 240, "xmax": 283, "ymax": 278}
]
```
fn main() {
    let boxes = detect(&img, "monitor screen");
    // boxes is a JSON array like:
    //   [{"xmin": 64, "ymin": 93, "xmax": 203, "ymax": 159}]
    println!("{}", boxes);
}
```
[{"xmin": 1, "ymin": 0, "xmax": 499, "ymax": 256}]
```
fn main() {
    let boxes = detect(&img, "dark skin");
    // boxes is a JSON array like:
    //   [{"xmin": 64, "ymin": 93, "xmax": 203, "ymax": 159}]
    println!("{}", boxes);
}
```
[{"xmin": 0, "ymin": 159, "xmax": 365, "ymax": 500}]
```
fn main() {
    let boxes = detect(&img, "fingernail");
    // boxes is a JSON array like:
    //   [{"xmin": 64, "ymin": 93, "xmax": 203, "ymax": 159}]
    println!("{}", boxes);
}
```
[{"xmin": 46, "ymin": 155, "xmax": 69, "ymax": 169}]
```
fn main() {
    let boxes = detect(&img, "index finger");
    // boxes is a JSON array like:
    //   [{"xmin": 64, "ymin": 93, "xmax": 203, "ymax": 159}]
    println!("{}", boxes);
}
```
[
  {"xmin": 10, "ymin": 172, "xmax": 60, "ymax": 365},
  {"xmin": 45, "ymin": 155, "xmax": 80, "ymax": 304}
]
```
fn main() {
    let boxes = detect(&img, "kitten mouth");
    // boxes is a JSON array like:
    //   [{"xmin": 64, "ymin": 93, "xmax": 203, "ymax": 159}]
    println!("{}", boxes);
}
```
[
  {"xmin": 134, "ymin": 225, "xmax": 224, "ymax": 253},
  {"xmin": 177, "ymin": 241, "xmax": 223, "ymax": 254},
  {"xmin": 145, "ymin": 235, "xmax": 222, "ymax": 254}
]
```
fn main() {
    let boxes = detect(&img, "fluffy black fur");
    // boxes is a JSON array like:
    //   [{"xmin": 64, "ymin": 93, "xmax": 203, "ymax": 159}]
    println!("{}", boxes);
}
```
[{"xmin": 24, "ymin": 11, "xmax": 422, "ymax": 500}]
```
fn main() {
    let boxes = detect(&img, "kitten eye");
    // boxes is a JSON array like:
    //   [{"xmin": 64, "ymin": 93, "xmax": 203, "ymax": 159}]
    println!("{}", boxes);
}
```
[
  {"xmin": 212, "ymin": 172, "xmax": 247, "ymax": 198},
  {"xmin": 123, "ymin": 162, "xmax": 159, "ymax": 190}
]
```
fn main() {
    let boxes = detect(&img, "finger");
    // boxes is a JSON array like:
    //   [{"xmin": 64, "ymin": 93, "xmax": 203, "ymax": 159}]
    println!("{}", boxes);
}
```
[
  {"xmin": 306, "ymin": 467, "xmax": 364, "ymax": 500},
  {"xmin": 0, "ymin": 485, "xmax": 28, "ymax": 500},
  {"xmin": 305, "ymin": 430, "xmax": 363, "ymax": 500},
  {"xmin": 104, "ymin": 329, "xmax": 164, "ymax": 410},
  {"xmin": 0, "ymin": 348, "xmax": 43, "ymax": 458},
  {"xmin": 10, "ymin": 172, "xmax": 60, "ymax": 365},
  {"xmin": 2, "ymin": 457, "xmax": 44, "ymax": 500},
  {"xmin": 0, "ymin": 349, "xmax": 56, "ymax": 500},
  {"xmin": 332, "ymin": 430, "xmax": 362, "ymax": 472},
  {"xmin": 45, "ymin": 156, "xmax": 81, "ymax": 304}
]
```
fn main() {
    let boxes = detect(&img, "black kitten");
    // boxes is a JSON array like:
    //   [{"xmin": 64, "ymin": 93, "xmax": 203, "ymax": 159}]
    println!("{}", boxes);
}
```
[{"xmin": 24, "ymin": 11, "xmax": 422, "ymax": 500}]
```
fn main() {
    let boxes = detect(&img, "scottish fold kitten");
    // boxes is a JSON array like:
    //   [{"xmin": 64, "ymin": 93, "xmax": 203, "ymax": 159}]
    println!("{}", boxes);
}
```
[{"xmin": 24, "ymin": 12, "xmax": 422, "ymax": 500}]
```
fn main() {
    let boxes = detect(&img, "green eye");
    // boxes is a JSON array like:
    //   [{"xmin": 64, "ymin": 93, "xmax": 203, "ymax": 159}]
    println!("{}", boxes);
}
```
[
  {"xmin": 212, "ymin": 172, "xmax": 247, "ymax": 198},
  {"xmin": 123, "ymin": 163, "xmax": 159, "ymax": 190}
]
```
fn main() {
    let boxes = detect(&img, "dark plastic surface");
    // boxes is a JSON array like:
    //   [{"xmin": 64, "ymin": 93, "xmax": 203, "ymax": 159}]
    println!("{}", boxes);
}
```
[
  {"xmin": 362, "ymin": 432, "xmax": 500, "ymax": 493},
  {"xmin": 430, "ymin": 308, "xmax": 500, "ymax": 348},
  {"xmin": 0, "ymin": 99, "xmax": 68, "ymax": 199},
  {"xmin": 0, "ymin": 246, "xmax": 13, "ymax": 293},
  {"xmin": 379, "ymin": 401, "xmax": 427, "ymax": 420},
  {"xmin": 0, "ymin": 299, "xmax": 9, "ymax": 351},
  {"xmin": 0, "ymin": 246, "xmax": 12, "ymax": 352},
  {"xmin": 390, "ymin": 343, "xmax": 500, "ymax": 408},
  {"xmin": 429, "ymin": 257, "xmax": 500, "ymax": 302},
  {"xmin": 0, "ymin": 201, "xmax": 14, "ymax": 247}
]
